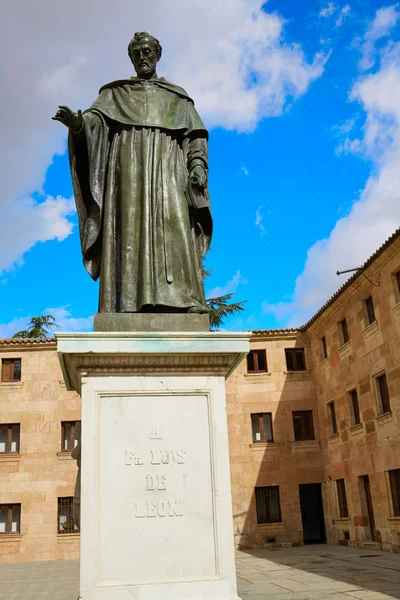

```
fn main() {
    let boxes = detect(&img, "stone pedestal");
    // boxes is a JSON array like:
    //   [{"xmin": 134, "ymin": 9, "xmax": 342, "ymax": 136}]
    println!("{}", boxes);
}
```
[{"xmin": 56, "ymin": 331, "xmax": 250, "ymax": 600}]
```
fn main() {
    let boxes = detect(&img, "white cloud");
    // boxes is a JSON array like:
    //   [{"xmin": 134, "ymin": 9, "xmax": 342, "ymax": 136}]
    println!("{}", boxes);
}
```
[
  {"xmin": 0, "ymin": 196, "xmax": 75, "ymax": 274},
  {"xmin": 207, "ymin": 270, "xmax": 247, "ymax": 299},
  {"xmin": 0, "ymin": 1, "xmax": 327, "ymax": 273},
  {"xmin": 239, "ymin": 166, "xmax": 250, "ymax": 176},
  {"xmin": 335, "ymin": 136, "xmax": 362, "ymax": 155},
  {"xmin": 255, "ymin": 206, "xmax": 266, "ymax": 236},
  {"xmin": 0, "ymin": 307, "xmax": 93, "ymax": 338},
  {"xmin": 336, "ymin": 4, "xmax": 351, "ymax": 27},
  {"xmin": 264, "ymin": 29, "xmax": 400, "ymax": 327},
  {"xmin": 320, "ymin": 3, "xmax": 336, "ymax": 18},
  {"xmin": 44, "ymin": 306, "xmax": 93, "ymax": 332},
  {"xmin": 0, "ymin": 317, "xmax": 32, "ymax": 339},
  {"xmin": 359, "ymin": 5, "xmax": 400, "ymax": 71}
]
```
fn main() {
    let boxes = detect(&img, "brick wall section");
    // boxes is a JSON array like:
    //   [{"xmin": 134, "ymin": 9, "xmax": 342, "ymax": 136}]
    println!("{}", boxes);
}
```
[
  {"xmin": 308, "ymin": 235, "xmax": 400, "ymax": 551},
  {"xmin": 0, "ymin": 342, "xmax": 81, "ymax": 563},
  {"xmin": 226, "ymin": 333, "xmax": 324, "ymax": 549}
]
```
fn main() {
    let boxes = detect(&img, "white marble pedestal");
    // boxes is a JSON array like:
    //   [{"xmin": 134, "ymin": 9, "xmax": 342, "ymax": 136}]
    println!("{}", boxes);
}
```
[{"xmin": 56, "ymin": 332, "xmax": 250, "ymax": 600}]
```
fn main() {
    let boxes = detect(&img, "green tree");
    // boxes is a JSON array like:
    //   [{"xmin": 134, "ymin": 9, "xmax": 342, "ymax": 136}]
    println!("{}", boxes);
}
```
[
  {"xmin": 204, "ymin": 263, "xmax": 246, "ymax": 329},
  {"xmin": 206, "ymin": 292, "xmax": 246, "ymax": 330},
  {"xmin": 13, "ymin": 315, "xmax": 59, "ymax": 339}
]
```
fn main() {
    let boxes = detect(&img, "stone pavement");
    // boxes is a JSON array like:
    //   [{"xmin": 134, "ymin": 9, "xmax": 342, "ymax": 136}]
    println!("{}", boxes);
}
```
[
  {"xmin": 237, "ymin": 545, "xmax": 400, "ymax": 600},
  {"xmin": 1, "ymin": 544, "xmax": 400, "ymax": 599}
]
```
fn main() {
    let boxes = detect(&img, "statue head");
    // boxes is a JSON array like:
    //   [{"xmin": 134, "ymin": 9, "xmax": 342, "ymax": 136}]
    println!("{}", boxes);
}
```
[{"xmin": 128, "ymin": 32, "xmax": 162, "ymax": 79}]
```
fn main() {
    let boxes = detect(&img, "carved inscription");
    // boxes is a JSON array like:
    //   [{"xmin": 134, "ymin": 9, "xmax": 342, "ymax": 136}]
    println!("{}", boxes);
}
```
[
  {"xmin": 125, "ymin": 426, "xmax": 186, "ymax": 518},
  {"xmin": 135, "ymin": 499, "xmax": 183, "ymax": 518}
]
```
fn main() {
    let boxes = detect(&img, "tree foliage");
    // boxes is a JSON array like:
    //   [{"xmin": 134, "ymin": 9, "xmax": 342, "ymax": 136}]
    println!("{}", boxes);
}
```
[
  {"xmin": 206, "ymin": 292, "xmax": 246, "ymax": 329},
  {"xmin": 13, "ymin": 315, "xmax": 59, "ymax": 339}
]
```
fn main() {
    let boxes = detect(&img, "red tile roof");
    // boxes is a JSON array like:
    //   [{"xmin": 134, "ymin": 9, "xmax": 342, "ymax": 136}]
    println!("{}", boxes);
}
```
[{"xmin": 0, "ymin": 337, "xmax": 56, "ymax": 345}]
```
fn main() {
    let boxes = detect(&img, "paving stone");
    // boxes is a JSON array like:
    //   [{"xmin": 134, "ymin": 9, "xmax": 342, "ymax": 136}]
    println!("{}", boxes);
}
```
[{"xmin": 1, "ymin": 545, "xmax": 400, "ymax": 599}]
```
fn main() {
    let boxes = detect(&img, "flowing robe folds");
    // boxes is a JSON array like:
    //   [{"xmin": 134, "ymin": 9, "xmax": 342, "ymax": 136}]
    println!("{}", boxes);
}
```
[{"xmin": 68, "ymin": 76, "xmax": 212, "ymax": 313}]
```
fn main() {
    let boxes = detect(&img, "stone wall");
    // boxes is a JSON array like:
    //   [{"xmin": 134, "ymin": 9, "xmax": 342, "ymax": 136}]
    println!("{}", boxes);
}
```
[
  {"xmin": 226, "ymin": 332, "xmax": 324, "ymax": 548},
  {"xmin": 0, "ymin": 341, "xmax": 80, "ymax": 563},
  {"xmin": 308, "ymin": 235, "xmax": 400, "ymax": 551}
]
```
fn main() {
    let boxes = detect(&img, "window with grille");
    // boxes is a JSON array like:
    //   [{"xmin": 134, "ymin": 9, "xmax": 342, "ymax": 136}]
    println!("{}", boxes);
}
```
[
  {"xmin": 251, "ymin": 413, "xmax": 273, "ymax": 442},
  {"xmin": 349, "ymin": 389, "xmax": 360, "ymax": 426},
  {"xmin": 321, "ymin": 337, "xmax": 328, "ymax": 360},
  {"xmin": 0, "ymin": 504, "xmax": 21, "ymax": 534},
  {"xmin": 255, "ymin": 486, "xmax": 282, "ymax": 524},
  {"xmin": 339, "ymin": 318, "xmax": 349, "ymax": 345},
  {"xmin": 375, "ymin": 373, "xmax": 391, "ymax": 414},
  {"xmin": 328, "ymin": 402, "xmax": 337, "ymax": 435},
  {"xmin": 336, "ymin": 479, "xmax": 349, "ymax": 518},
  {"xmin": 364, "ymin": 296, "xmax": 376, "ymax": 326},
  {"xmin": 389, "ymin": 469, "xmax": 400, "ymax": 516},
  {"xmin": 1, "ymin": 359, "xmax": 21, "ymax": 382},
  {"xmin": 292, "ymin": 410, "xmax": 315, "ymax": 441},
  {"xmin": 61, "ymin": 422, "xmax": 79, "ymax": 452},
  {"xmin": 285, "ymin": 348, "xmax": 306, "ymax": 371},
  {"xmin": 58, "ymin": 497, "xmax": 78, "ymax": 534},
  {"xmin": 0, "ymin": 424, "xmax": 20, "ymax": 453},
  {"xmin": 247, "ymin": 350, "xmax": 267, "ymax": 373}
]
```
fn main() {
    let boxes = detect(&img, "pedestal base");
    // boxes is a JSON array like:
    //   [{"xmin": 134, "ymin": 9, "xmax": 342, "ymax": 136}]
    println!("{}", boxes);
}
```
[{"xmin": 57, "ymin": 332, "xmax": 249, "ymax": 600}]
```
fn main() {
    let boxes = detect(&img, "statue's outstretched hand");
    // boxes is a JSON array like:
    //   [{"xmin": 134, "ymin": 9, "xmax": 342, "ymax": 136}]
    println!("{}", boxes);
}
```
[
  {"xmin": 190, "ymin": 165, "xmax": 207, "ymax": 187},
  {"xmin": 52, "ymin": 106, "xmax": 83, "ymax": 132}
]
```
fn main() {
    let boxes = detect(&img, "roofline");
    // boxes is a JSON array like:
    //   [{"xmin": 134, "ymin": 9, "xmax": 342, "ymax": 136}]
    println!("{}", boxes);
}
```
[
  {"xmin": 300, "ymin": 227, "xmax": 400, "ymax": 331},
  {"xmin": 0, "ymin": 338, "xmax": 56, "ymax": 351}
]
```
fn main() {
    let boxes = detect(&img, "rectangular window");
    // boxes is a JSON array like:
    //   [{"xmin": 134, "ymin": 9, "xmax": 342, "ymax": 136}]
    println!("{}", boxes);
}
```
[
  {"xmin": 349, "ymin": 389, "xmax": 360, "ymax": 426},
  {"xmin": 58, "ymin": 497, "xmax": 77, "ymax": 534},
  {"xmin": 393, "ymin": 269, "xmax": 400, "ymax": 303},
  {"xmin": 339, "ymin": 318, "xmax": 350, "ymax": 344},
  {"xmin": 61, "ymin": 422, "xmax": 79, "ymax": 452},
  {"xmin": 328, "ymin": 401, "xmax": 338, "ymax": 435},
  {"xmin": 336, "ymin": 479, "xmax": 349, "ymax": 518},
  {"xmin": 247, "ymin": 350, "xmax": 267, "ymax": 373},
  {"xmin": 0, "ymin": 424, "xmax": 20, "ymax": 453},
  {"xmin": 365, "ymin": 296, "xmax": 376, "ymax": 326},
  {"xmin": 292, "ymin": 410, "xmax": 315, "ymax": 441},
  {"xmin": 0, "ymin": 504, "xmax": 21, "ymax": 533},
  {"xmin": 389, "ymin": 469, "xmax": 400, "ymax": 516},
  {"xmin": 321, "ymin": 337, "xmax": 328, "ymax": 360},
  {"xmin": 375, "ymin": 373, "xmax": 391, "ymax": 414},
  {"xmin": 251, "ymin": 413, "xmax": 273, "ymax": 442},
  {"xmin": 285, "ymin": 348, "xmax": 306, "ymax": 371},
  {"xmin": 255, "ymin": 486, "xmax": 282, "ymax": 524},
  {"xmin": 1, "ymin": 359, "xmax": 21, "ymax": 382}
]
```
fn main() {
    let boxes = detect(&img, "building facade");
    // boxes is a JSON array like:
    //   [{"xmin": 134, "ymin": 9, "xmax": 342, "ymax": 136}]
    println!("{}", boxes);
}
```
[
  {"xmin": 226, "ymin": 229, "xmax": 400, "ymax": 552},
  {"xmin": 0, "ymin": 339, "xmax": 81, "ymax": 563},
  {"xmin": 0, "ymin": 229, "xmax": 399, "ymax": 562}
]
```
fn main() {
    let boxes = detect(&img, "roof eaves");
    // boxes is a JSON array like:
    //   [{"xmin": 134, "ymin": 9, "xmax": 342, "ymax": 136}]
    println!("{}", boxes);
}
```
[{"xmin": 301, "ymin": 227, "xmax": 400, "ymax": 331}]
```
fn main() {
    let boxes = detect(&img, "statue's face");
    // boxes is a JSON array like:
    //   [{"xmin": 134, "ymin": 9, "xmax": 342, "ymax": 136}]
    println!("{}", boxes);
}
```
[{"xmin": 130, "ymin": 38, "xmax": 158, "ymax": 78}]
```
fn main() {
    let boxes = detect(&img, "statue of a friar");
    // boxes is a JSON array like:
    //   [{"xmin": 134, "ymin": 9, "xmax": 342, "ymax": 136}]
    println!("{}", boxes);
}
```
[{"xmin": 53, "ymin": 32, "xmax": 212, "ymax": 314}]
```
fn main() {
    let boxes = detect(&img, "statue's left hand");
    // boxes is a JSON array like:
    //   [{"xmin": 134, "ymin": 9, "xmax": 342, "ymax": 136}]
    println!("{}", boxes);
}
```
[{"xmin": 189, "ymin": 165, "xmax": 207, "ymax": 187}]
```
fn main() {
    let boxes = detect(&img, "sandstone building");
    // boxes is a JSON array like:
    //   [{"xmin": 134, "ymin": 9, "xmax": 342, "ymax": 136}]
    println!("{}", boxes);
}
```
[{"xmin": 0, "ymin": 228, "xmax": 399, "ymax": 562}]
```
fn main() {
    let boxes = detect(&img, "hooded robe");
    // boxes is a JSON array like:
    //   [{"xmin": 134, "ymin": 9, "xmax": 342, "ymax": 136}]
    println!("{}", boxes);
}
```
[{"xmin": 68, "ymin": 76, "xmax": 212, "ymax": 313}]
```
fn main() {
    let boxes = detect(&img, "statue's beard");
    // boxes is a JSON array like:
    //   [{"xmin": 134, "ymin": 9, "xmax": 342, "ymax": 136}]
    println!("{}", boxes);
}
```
[{"xmin": 139, "ymin": 62, "xmax": 153, "ymax": 73}]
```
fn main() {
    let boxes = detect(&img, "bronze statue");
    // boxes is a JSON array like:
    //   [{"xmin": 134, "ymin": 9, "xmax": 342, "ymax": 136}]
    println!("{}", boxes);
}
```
[{"xmin": 53, "ymin": 32, "xmax": 212, "ymax": 314}]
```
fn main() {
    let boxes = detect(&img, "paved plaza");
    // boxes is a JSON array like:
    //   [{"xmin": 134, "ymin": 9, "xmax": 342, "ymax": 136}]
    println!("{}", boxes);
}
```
[{"xmin": 1, "ymin": 545, "xmax": 400, "ymax": 599}]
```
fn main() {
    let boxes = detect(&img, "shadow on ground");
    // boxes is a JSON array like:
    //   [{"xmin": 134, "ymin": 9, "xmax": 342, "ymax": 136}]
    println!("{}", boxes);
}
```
[{"xmin": 237, "ymin": 544, "xmax": 400, "ymax": 599}]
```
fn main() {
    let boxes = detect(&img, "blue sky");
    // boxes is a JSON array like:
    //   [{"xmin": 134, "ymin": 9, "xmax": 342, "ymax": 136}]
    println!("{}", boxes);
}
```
[{"xmin": 1, "ymin": 0, "xmax": 400, "ymax": 335}]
